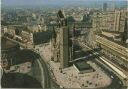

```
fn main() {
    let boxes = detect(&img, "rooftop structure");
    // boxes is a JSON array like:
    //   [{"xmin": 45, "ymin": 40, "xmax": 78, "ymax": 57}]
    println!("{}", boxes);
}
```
[
  {"xmin": 73, "ymin": 61, "xmax": 94, "ymax": 74},
  {"xmin": 1, "ymin": 37, "xmax": 20, "ymax": 51}
]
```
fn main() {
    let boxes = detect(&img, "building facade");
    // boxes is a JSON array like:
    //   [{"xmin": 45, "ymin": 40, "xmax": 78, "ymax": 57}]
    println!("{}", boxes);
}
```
[
  {"xmin": 51, "ymin": 10, "xmax": 70, "ymax": 68},
  {"xmin": 93, "ymin": 10, "xmax": 127, "ymax": 33}
]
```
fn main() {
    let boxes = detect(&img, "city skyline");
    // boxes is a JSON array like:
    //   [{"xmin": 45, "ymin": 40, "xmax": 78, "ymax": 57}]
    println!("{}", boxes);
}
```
[{"xmin": 2, "ymin": 0, "xmax": 127, "ymax": 6}]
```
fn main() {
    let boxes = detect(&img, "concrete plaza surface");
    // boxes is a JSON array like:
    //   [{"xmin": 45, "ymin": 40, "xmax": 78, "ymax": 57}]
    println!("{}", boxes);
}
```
[{"xmin": 36, "ymin": 43, "xmax": 112, "ymax": 88}]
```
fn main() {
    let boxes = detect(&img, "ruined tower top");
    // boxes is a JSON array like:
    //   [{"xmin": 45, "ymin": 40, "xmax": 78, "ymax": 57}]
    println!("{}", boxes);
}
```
[
  {"xmin": 57, "ymin": 10, "xmax": 65, "ymax": 19},
  {"xmin": 57, "ymin": 10, "xmax": 67, "ymax": 26}
]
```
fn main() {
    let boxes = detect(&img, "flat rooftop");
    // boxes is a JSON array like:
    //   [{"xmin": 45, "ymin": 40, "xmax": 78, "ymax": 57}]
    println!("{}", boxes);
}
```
[
  {"xmin": 1, "ymin": 37, "xmax": 19, "ymax": 50},
  {"xmin": 74, "ymin": 61, "xmax": 93, "ymax": 71}
]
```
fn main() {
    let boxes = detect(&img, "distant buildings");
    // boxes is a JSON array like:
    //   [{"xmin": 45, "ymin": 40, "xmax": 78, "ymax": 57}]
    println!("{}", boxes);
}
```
[
  {"xmin": 94, "ymin": 10, "xmax": 127, "ymax": 33},
  {"xmin": 103, "ymin": 3, "xmax": 108, "ymax": 11},
  {"xmin": 92, "ymin": 9, "xmax": 127, "ymax": 45}
]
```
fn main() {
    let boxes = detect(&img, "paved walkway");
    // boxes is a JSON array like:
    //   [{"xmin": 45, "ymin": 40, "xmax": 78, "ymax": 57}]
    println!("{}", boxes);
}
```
[
  {"xmin": 35, "ymin": 43, "xmax": 112, "ymax": 88},
  {"xmin": 49, "ymin": 61, "xmax": 112, "ymax": 88}
]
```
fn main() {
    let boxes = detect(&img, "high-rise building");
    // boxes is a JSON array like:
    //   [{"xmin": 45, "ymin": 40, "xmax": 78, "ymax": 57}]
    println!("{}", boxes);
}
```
[
  {"xmin": 114, "ymin": 10, "xmax": 126, "ymax": 32},
  {"xmin": 52, "ymin": 10, "xmax": 69, "ymax": 68},
  {"xmin": 121, "ymin": 18, "xmax": 128, "ymax": 44},
  {"xmin": 60, "ymin": 27, "xmax": 69, "ymax": 68},
  {"xmin": 93, "ymin": 10, "xmax": 126, "ymax": 33},
  {"xmin": 103, "ymin": 3, "xmax": 108, "ymax": 11}
]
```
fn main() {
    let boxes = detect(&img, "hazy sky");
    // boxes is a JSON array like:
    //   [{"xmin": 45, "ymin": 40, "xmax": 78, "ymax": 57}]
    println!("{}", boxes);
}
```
[{"xmin": 2, "ymin": 0, "xmax": 127, "ymax": 6}]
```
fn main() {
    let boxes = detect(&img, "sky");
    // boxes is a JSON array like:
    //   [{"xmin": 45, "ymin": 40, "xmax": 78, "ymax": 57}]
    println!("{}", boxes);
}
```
[{"xmin": 2, "ymin": 0, "xmax": 127, "ymax": 6}]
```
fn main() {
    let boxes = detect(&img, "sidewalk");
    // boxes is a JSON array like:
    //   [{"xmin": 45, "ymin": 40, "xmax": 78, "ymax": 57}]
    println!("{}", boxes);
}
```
[{"xmin": 49, "ymin": 61, "xmax": 112, "ymax": 88}]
